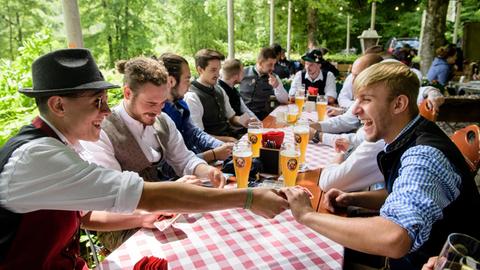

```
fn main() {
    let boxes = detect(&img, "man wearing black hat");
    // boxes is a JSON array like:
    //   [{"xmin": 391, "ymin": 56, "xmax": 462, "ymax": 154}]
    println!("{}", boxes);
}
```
[
  {"xmin": 288, "ymin": 49, "xmax": 337, "ymax": 104},
  {"xmin": 0, "ymin": 48, "xmax": 288, "ymax": 269}
]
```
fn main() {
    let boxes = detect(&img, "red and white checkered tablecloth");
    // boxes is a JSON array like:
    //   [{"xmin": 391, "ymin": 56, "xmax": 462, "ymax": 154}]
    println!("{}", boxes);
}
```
[{"xmin": 99, "ymin": 209, "xmax": 343, "ymax": 270}]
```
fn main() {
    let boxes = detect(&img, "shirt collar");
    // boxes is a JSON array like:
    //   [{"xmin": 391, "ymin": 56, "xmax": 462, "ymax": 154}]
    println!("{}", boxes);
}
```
[
  {"xmin": 39, "ymin": 115, "xmax": 85, "ymax": 154},
  {"xmin": 305, "ymin": 70, "xmax": 324, "ymax": 82},
  {"xmin": 384, "ymin": 114, "xmax": 421, "ymax": 152},
  {"xmin": 114, "ymin": 100, "xmax": 154, "ymax": 139}
]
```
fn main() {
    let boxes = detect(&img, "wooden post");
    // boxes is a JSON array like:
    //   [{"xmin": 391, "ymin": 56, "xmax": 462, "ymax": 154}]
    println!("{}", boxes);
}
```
[
  {"xmin": 62, "ymin": 0, "xmax": 83, "ymax": 48},
  {"xmin": 227, "ymin": 0, "xmax": 235, "ymax": 59},
  {"xmin": 286, "ymin": 0, "xmax": 292, "ymax": 58},
  {"xmin": 270, "ymin": 0, "xmax": 275, "ymax": 45},
  {"xmin": 346, "ymin": 15, "xmax": 351, "ymax": 54}
]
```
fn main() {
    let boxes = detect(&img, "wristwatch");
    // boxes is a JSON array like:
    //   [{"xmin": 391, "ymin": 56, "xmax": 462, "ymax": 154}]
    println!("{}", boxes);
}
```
[{"xmin": 312, "ymin": 130, "xmax": 322, "ymax": 144}]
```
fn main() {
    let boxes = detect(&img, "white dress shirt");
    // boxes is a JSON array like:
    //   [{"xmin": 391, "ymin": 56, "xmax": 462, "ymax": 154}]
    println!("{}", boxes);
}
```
[
  {"xmin": 0, "ymin": 116, "xmax": 143, "ymax": 214},
  {"xmin": 337, "ymin": 73, "xmax": 354, "ymax": 108},
  {"xmin": 80, "ymin": 102, "xmax": 206, "ymax": 176},
  {"xmin": 289, "ymin": 70, "xmax": 337, "ymax": 99},
  {"xmin": 320, "ymin": 105, "xmax": 360, "ymax": 134},
  {"xmin": 184, "ymin": 85, "xmax": 237, "ymax": 130},
  {"xmin": 320, "ymin": 139, "xmax": 385, "ymax": 192}
]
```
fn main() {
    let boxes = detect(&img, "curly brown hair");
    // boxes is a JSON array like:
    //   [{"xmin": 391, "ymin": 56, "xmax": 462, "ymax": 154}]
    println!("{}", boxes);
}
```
[{"xmin": 115, "ymin": 56, "xmax": 168, "ymax": 93}]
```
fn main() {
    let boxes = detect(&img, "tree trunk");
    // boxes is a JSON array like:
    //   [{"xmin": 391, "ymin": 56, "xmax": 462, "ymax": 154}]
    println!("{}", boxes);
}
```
[
  {"xmin": 307, "ymin": 7, "xmax": 318, "ymax": 50},
  {"xmin": 123, "ymin": 0, "xmax": 129, "ymax": 58},
  {"xmin": 420, "ymin": 0, "xmax": 449, "ymax": 75},
  {"xmin": 102, "ymin": 0, "xmax": 114, "ymax": 67},
  {"xmin": 16, "ymin": 12, "xmax": 22, "ymax": 46}
]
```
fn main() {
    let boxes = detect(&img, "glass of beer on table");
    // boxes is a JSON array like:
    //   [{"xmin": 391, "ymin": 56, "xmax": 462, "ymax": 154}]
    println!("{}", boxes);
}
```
[
  {"xmin": 293, "ymin": 119, "xmax": 309, "ymax": 171},
  {"xmin": 287, "ymin": 104, "xmax": 299, "ymax": 125},
  {"xmin": 295, "ymin": 88, "xmax": 306, "ymax": 113},
  {"xmin": 248, "ymin": 121, "xmax": 263, "ymax": 158},
  {"xmin": 280, "ymin": 142, "xmax": 301, "ymax": 187},
  {"xmin": 233, "ymin": 141, "xmax": 253, "ymax": 188},
  {"xmin": 316, "ymin": 95, "xmax": 327, "ymax": 121}
]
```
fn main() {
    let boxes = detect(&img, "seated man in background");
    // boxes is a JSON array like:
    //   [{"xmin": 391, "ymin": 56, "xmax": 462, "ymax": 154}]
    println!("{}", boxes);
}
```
[
  {"xmin": 289, "ymin": 49, "xmax": 337, "ymax": 104},
  {"xmin": 80, "ymin": 56, "xmax": 228, "ymax": 250},
  {"xmin": 283, "ymin": 62, "xmax": 480, "ymax": 270},
  {"xmin": 0, "ymin": 48, "xmax": 288, "ymax": 269},
  {"xmin": 218, "ymin": 58, "xmax": 258, "ymax": 120},
  {"xmin": 271, "ymin": 43, "xmax": 291, "ymax": 79},
  {"xmin": 239, "ymin": 47, "xmax": 289, "ymax": 120},
  {"xmin": 185, "ymin": 49, "xmax": 249, "ymax": 142},
  {"xmin": 159, "ymin": 53, "xmax": 232, "ymax": 163}
]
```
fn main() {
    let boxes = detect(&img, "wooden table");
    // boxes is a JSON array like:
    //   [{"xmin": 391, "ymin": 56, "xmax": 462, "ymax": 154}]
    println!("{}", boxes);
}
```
[{"xmin": 437, "ymin": 96, "xmax": 480, "ymax": 122}]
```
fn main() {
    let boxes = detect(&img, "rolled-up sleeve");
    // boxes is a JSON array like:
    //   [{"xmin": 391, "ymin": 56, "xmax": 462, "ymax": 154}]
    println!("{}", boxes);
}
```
[
  {"xmin": 380, "ymin": 146, "xmax": 461, "ymax": 251},
  {"xmin": 0, "ymin": 138, "xmax": 143, "ymax": 214}
]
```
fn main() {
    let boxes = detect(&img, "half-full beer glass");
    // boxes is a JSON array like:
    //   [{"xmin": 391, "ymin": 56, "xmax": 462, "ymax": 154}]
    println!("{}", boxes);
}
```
[
  {"xmin": 233, "ymin": 141, "xmax": 252, "ymax": 188},
  {"xmin": 295, "ymin": 89, "xmax": 306, "ymax": 113},
  {"xmin": 316, "ymin": 95, "xmax": 327, "ymax": 121},
  {"xmin": 280, "ymin": 142, "xmax": 300, "ymax": 187},
  {"xmin": 248, "ymin": 121, "xmax": 263, "ymax": 158},
  {"xmin": 287, "ymin": 104, "xmax": 299, "ymax": 125},
  {"xmin": 294, "ymin": 119, "xmax": 309, "ymax": 171}
]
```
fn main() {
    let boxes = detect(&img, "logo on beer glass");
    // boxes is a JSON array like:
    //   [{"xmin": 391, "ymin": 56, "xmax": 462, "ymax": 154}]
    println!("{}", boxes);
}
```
[
  {"xmin": 235, "ymin": 157, "xmax": 246, "ymax": 168},
  {"xmin": 294, "ymin": 134, "xmax": 302, "ymax": 144},
  {"xmin": 249, "ymin": 134, "xmax": 258, "ymax": 144},
  {"xmin": 287, "ymin": 158, "xmax": 298, "ymax": 171}
]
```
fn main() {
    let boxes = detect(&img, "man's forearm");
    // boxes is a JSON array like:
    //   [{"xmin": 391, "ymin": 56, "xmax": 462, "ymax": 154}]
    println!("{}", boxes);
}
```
[
  {"xmin": 138, "ymin": 182, "xmax": 246, "ymax": 213},
  {"xmin": 81, "ymin": 211, "xmax": 145, "ymax": 231}
]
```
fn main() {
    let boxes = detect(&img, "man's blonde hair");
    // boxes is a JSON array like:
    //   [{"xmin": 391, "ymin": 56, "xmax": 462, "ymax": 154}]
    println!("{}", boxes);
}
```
[{"xmin": 353, "ymin": 62, "xmax": 420, "ymax": 115}]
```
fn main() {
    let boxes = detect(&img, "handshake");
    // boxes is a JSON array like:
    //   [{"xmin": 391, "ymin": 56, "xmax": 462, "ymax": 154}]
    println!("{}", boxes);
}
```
[{"xmin": 249, "ymin": 186, "xmax": 314, "ymax": 220}]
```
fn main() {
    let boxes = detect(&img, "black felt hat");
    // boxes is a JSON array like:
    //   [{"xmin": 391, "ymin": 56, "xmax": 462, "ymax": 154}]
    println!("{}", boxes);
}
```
[
  {"xmin": 19, "ymin": 48, "xmax": 119, "ymax": 97},
  {"xmin": 301, "ymin": 49, "xmax": 324, "ymax": 64}
]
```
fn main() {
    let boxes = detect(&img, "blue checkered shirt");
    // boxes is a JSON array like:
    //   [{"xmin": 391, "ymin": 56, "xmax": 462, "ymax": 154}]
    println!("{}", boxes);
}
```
[{"xmin": 379, "ymin": 116, "xmax": 462, "ymax": 251}]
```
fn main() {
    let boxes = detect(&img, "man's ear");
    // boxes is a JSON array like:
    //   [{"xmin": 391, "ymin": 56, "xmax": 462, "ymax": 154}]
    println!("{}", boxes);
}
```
[
  {"xmin": 393, "ymin": 95, "xmax": 409, "ymax": 114},
  {"xmin": 196, "ymin": 66, "xmax": 203, "ymax": 76},
  {"xmin": 47, "ymin": 96, "xmax": 65, "ymax": 116},
  {"xmin": 124, "ymin": 85, "xmax": 132, "ymax": 100},
  {"xmin": 168, "ymin": 75, "xmax": 177, "ymax": 88}
]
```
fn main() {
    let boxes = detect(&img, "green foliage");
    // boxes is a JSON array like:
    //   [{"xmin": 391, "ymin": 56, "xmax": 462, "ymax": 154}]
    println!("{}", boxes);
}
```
[
  {"xmin": 324, "ymin": 54, "xmax": 358, "ymax": 64},
  {"xmin": 0, "ymin": 30, "xmax": 60, "ymax": 146}
]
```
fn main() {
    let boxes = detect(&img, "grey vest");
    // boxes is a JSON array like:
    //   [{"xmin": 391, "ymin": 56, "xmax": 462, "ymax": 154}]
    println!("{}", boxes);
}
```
[
  {"xmin": 101, "ymin": 111, "xmax": 170, "ymax": 181},
  {"xmin": 189, "ymin": 81, "xmax": 231, "ymax": 136},
  {"xmin": 239, "ymin": 66, "xmax": 274, "ymax": 120}
]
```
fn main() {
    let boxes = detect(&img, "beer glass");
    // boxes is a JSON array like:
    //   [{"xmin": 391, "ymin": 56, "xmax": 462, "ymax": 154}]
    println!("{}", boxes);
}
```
[
  {"xmin": 293, "ymin": 119, "xmax": 309, "ymax": 171},
  {"xmin": 232, "ymin": 141, "xmax": 253, "ymax": 188},
  {"xmin": 248, "ymin": 121, "xmax": 263, "ymax": 158},
  {"xmin": 287, "ymin": 104, "xmax": 299, "ymax": 125},
  {"xmin": 434, "ymin": 233, "xmax": 480, "ymax": 270},
  {"xmin": 316, "ymin": 95, "xmax": 328, "ymax": 121},
  {"xmin": 280, "ymin": 142, "xmax": 300, "ymax": 187},
  {"xmin": 295, "ymin": 89, "xmax": 306, "ymax": 113}
]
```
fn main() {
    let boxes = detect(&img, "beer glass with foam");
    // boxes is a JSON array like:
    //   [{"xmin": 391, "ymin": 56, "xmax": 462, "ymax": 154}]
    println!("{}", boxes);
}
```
[
  {"xmin": 248, "ymin": 121, "xmax": 263, "ymax": 158},
  {"xmin": 233, "ymin": 141, "xmax": 253, "ymax": 188},
  {"xmin": 293, "ymin": 119, "xmax": 309, "ymax": 171},
  {"xmin": 316, "ymin": 95, "xmax": 327, "ymax": 121},
  {"xmin": 280, "ymin": 142, "xmax": 300, "ymax": 187},
  {"xmin": 287, "ymin": 104, "xmax": 299, "ymax": 125},
  {"xmin": 295, "ymin": 88, "xmax": 306, "ymax": 113}
]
